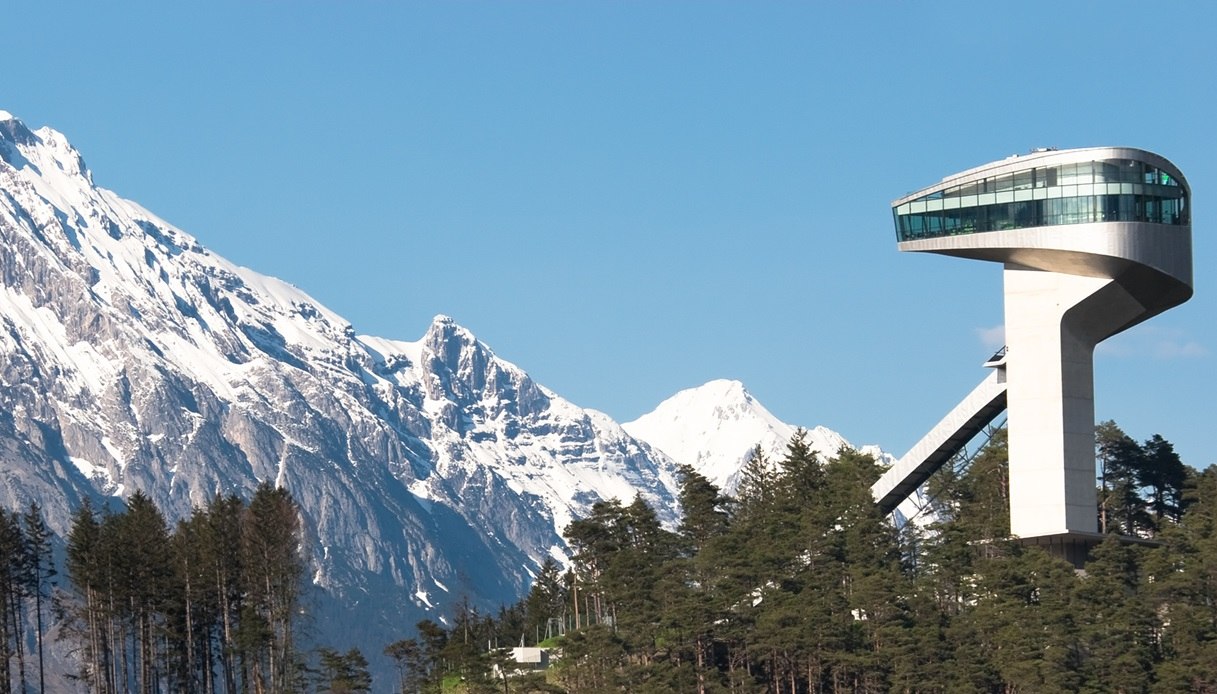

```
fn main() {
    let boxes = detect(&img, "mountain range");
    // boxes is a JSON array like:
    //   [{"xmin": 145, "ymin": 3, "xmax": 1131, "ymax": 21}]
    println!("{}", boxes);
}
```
[{"xmin": 0, "ymin": 110, "xmax": 884, "ymax": 681}]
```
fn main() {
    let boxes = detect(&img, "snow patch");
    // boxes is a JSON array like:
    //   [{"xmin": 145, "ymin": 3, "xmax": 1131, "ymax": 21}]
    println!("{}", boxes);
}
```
[
  {"xmin": 100, "ymin": 436, "xmax": 126, "ymax": 469},
  {"xmin": 408, "ymin": 480, "xmax": 434, "ymax": 511},
  {"xmin": 70, "ymin": 456, "xmax": 111, "ymax": 483}
]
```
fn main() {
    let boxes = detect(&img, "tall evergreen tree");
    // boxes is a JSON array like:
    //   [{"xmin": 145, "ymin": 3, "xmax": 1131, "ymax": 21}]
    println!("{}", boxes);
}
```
[
  {"xmin": 735, "ymin": 445, "xmax": 777, "ymax": 520},
  {"xmin": 63, "ymin": 498, "xmax": 109, "ymax": 692},
  {"xmin": 1096, "ymin": 420, "xmax": 1150, "ymax": 536},
  {"xmin": 523, "ymin": 557, "xmax": 567, "ymax": 644},
  {"xmin": 115, "ymin": 490, "xmax": 173, "ymax": 693},
  {"xmin": 414, "ymin": 619, "xmax": 448, "ymax": 692},
  {"xmin": 1139, "ymin": 434, "xmax": 1188, "ymax": 529},
  {"xmin": 241, "ymin": 483, "xmax": 305, "ymax": 693},
  {"xmin": 21, "ymin": 503, "xmax": 54, "ymax": 694},
  {"xmin": 0, "ymin": 510, "xmax": 30, "ymax": 694},
  {"xmin": 205, "ymin": 493, "xmax": 247, "ymax": 693},
  {"xmin": 384, "ymin": 638, "xmax": 427, "ymax": 694},
  {"xmin": 170, "ymin": 506, "xmax": 219, "ymax": 693},
  {"xmin": 676, "ymin": 465, "xmax": 730, "ymax": 557},
  {"xmin": 821, "ymin": 448, "xmax": 912, "ymax": 691},
  {"xmin": 664, "ymin": 467, "xmax": 734, "ymax": 694}
]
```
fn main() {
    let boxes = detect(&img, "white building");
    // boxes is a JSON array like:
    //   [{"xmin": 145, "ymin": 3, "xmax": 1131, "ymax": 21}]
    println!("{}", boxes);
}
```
[
  {"xmin": 873, "ymin": 147, "xmax": 1192, "ymax": 565},
  {"xmin": 491, "ymin": 646, "xmax": 552, "ymax": 679}
]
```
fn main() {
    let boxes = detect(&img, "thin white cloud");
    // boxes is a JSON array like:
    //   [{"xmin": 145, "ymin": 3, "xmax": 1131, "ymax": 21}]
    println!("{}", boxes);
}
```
[
  {"xmin": 1097, "ymin": 325, "xmax": 1208, "ymax": 360},
  {"xmin": 1154, "ymin": 339, "xmax": 1208, "ymax": 359},
  {"xmin": 1095, "ymin": 341, "xmax": 1133, "ymax": 357},
  {"xmin": 975, "ymin": 325, "xmax": 1005, "ymax": 351}
]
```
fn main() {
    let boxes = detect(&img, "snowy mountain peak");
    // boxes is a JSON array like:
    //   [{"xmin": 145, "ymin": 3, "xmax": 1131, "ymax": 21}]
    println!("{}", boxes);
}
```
[
  {"xmin": 633, "ymin": 378, "xmax": 785, "ymax": 431},
  {"xmin": 624, "ymin": 379, "xmax": 873, "ymax": 494},
  {"xmin": 1, "ymin": 113, "xmax": 92, "ymax": 186},
  {"xmin": 424, "ymin": 313, "xmax": 475, "ymax": 350},
  {"xmin": 693, "ymin": 378, "xmax": 753, "ymax": 404},
  {"xmin": 0, "ymin": 112, "xmax": 36, "ymax": 142},
  {"xmin": 423, "ymin": 313, "xmax": 494, "ymax": 376},
  {"xmin": 0, "ymin": 114, "xmax": 39, "ymax": 168}
]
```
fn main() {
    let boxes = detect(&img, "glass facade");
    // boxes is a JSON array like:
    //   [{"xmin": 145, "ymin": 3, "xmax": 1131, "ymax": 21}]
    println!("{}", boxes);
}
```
[{"xmin": 894, "ymin": 158, "xmax": 1188, "ymax": 242}]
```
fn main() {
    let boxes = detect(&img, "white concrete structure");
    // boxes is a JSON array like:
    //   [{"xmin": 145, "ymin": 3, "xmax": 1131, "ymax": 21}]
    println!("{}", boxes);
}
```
[
  {"xmin": 491, "ymin": 647, "xmax": 551, "ymax": 679},
  {"xmin": 873, "ymin": 148, "xmax": 1192, "ymax": 560}
]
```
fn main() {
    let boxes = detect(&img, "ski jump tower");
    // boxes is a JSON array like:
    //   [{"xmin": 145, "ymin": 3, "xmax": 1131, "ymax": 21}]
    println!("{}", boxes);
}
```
[{"xmin": 872, "ymin": 147, "xmax": 1192, "ymax": 564}]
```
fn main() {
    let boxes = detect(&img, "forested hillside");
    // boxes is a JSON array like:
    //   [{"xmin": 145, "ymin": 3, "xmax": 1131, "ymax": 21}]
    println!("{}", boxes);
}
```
[
  {"xmin": 382, "ymin": 424, "xmax": 1217, "ymax": 693},
  {"xmin": 2, "ymin": 423, "xmax": 1214, "ymax": 693}
]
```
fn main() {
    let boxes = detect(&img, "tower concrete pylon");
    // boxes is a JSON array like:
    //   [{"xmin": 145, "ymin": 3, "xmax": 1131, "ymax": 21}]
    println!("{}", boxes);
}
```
[{"xmin": 873, "ymin": 147, "xmax": 1192, "ymax": 562}]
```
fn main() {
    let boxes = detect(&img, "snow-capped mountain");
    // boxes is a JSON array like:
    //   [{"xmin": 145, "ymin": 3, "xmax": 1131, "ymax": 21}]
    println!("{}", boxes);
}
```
[
  {"xmin": 0, "ymin": 110, "xmax": 892, "ymax": 683},
  {"xmin": 624, "ymin": 379, "xmax": 891, "ymax": 494},
  {"xmin": 0, "ymin": 110, "xmax": 684, "ymax": 674}
]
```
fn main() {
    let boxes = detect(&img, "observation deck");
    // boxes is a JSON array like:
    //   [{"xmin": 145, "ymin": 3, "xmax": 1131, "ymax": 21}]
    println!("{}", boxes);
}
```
[
  {"xmin": 894, "ymin": 149, "xmax": 1188, "ymax": 242},
  {"xmin": 892, "ymin": 147, "xmax": 1192, "ymax": 318}
]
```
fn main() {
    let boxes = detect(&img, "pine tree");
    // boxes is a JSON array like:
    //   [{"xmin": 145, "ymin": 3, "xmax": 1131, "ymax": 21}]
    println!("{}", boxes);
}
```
[
  {"xmin": 205, "ymin": 493, "xmax": 246, "ymax": 693},
  {"xmin": 21, "ymin": 503, "xmax": 54, "ymax": 694},
  {"xmin": 170, "ymin": 507, "xmax": 219, "ymax": 693},
  {"xmin": 676, "ymin": 465, "xmax": 730, "ymax": 557},
  {"xmin": 606, "ymin": 497, "xmax": 672, "ymax": 654},
  {"xmin": 441, "ymin": 595, "xmax": 486, "ymax": 678},
  {"xmin": 565, "ymin": 500, "xmax": 626, "ymax": 615},
  {"xmin": 115, "ymin": 490, "xmax": 173, "ymax": 693},
  {"xmin": 777, "ymin": 428, "xmax": 825, "ymax": 501},
  {"xmin": 0, "ymin": 509, "xmax": 30, "ymax": 694},
  {"xmin": 417, "ymin": 619, "xmax": 449, "ymax": 691},
  {"xmin": 523, "ymin": 557, "xmax": 567, "ymax": 644},
  {"xmin": 63, "ymin": 498, "xmax": 109, "ymax": 691},
  {"xmin": 241, "ymin": 483, "xmax": 304, "ymax": 692},
  {"xmin": 316, "ymin": 647, "xmax": 372, "ymax": 693},
  {"xmin": 1139, "ymin": 434, "xmax": 1188, "ymax": 529},
  {"xmin": 664, "ymin": 467, "xmax": 733, "ymax": 694},
  {"xmin": 384, "ymin": 638, "xmax": 428, "ymax": 694},
  {"xmin": 554, "ymin": 623, "xmax": 629, "ymax": 693},
  {"xmin": 917, "ymin": 429, "xmax": 1016, "ymax": 691},
  {"xmin": 1096, "ymin": 421, "xmax": 1150, "ymax": 536},
  {"xmin": 822, "ymin": 448, "xmax": 911, "ymax": 691},
  {"xmin": 734, "ymin": 445, "xmax": 776, "ymax": 520}
]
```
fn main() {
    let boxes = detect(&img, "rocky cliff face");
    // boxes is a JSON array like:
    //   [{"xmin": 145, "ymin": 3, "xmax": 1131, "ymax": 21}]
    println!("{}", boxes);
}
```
[{"xmin": 0, "ymin": 110, "xmax": 683, "ymax": 671}]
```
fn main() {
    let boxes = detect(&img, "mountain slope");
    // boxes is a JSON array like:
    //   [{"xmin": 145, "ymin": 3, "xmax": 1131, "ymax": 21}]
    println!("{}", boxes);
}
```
[{"xmin": 0, "ymin": 110, "xmax": 683, "ymax": 677}]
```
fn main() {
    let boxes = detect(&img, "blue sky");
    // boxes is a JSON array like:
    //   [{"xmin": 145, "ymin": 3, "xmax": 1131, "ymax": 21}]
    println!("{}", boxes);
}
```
[{"xmin": 6, "ymin": 2, "xmax": 1215, "ymax": 468}]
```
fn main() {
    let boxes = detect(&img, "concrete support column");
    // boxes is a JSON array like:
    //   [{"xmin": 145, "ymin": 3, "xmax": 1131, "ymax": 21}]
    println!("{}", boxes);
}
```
[{"xmin": 1003, "ymin": 266, "xmax": 1144, "ymax": 538}]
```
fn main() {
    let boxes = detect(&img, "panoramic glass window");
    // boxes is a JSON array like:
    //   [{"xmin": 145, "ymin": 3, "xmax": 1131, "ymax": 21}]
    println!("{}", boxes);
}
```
[{"xmin": 894, "ymin": 158, "xmax": 1187, "ymax": 241}]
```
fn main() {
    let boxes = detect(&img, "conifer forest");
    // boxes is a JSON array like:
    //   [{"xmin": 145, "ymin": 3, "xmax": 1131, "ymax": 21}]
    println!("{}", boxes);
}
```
[{"xmin": 3, "ymin": 422, "xmax": 1217, "ymax": 693}]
